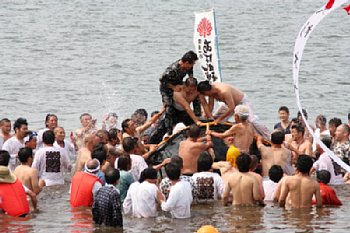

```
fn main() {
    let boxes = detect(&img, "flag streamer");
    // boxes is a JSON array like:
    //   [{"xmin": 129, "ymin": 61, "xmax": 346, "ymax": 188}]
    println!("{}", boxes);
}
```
[{"xmin": 293, "ymin": 0, "xmax": 350, "ymax": 172}]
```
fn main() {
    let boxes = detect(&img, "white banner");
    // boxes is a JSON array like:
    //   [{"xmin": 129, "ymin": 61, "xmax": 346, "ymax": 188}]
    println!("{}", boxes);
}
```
[
  {"xmin": 293, "ymin": 0, "xmax": 350, "ymax": 172},
  {"xmin": 194, "ymin": 8, "xmax": 222, "ymax": 83}
]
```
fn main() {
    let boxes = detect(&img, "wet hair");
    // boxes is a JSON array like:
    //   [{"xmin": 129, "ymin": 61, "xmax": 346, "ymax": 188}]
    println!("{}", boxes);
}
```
[
  {"xmin": 43, "ymin": 130, "xmax": 55, "ymax": 145},
  {"xmin": 320, "ymin": 135, "xmax": 332, "ymax": 149},
  {"xmin": 297, "ymin": 109, "xmax": 308, "ymax": 119},
  {"xmin": 197, "ymin": 80, "xmax": 212, "ymax": 93},
  {"xmin": 291, "ymin": 123, "xmax": 305, "ymax": 136},
  {"xmin": 0, "ymin": 118, "xmax": 11, "ymax": 126},
  {"xmin": 122, "ymin": 137, "xmax": 137, "ymax": 153},
  {"xmin": 105, "ymin": 168, "xmax": 120, "ymax": 185},
  {"xmin": 197, "ymin": 151, "xmax": 213, "ymax": 172},
  {"xmin": 296, "ymin": 154, "xmax": 313, "ymax": 174},
  {"xmin": 249, "ymin": 154, "xmax": 259, "ymax": 170},
  {"xmin": 151, "ymin": 111, "xmax": 159, "ymax": 117},
  {"xmin": 134, "ymin": 108, "xmax": 148, "ymax": 120},
  {"xmin": 316, "ymin": 114, "xmax": 327, "ymax": 126},
  {"xmin": 0, "ymin": 150, "xmax": 10, "ymax": 166},
  {"xmin": 80, "ymin": 113, "xmax": 92, "ymax": 120},
  {"xmin": 91, "ymin": 143, "xmax": 107, "ymax": 164},
  {"xmin": 117, "ymin": 155, "xmax": 131, "ymax": 171},
  {"xmin": 181, "ymin": 50, "xmax": 198, "ymax": 64},
  {"xmin": 170, "ymin": 155, "xmax": 183, "ymax": 169},
  {"xmin": 316, "ymin": 170, "xmax": 331, "ymax": 184},
  {"xmin": 269, "ymin": 165, "xmax": 284, "ymax": 183},
  {"xmin": 236, "ymin": 153, "xmax": 252, "ymax": 173},
  {"xmin": 53, "ymin": 126, "xmax": 64, "ymax": 135},
  {"xmin": 271, "ymin": 130, "xmax": 285, "ymax": 145},
  {"xmin": 340, "ymin": 123, "xmax": 350, "ymax": 135},
  {"xmin": 45, "ymin": 114, "xmax": 58, "ymax": 127},
  {"xmin": 187, "ymin": 124, "xmax": 201, "ymax": 138},
  {"xmin": 18, "ymin": 148, "xmax": 33, "ymax": 163},
  {"xmin": 328, "ymin": 117, "xmax": 342, "ymax": 127},
  {"xmin": 278, "ymin": 106, "xmax": 289, "ymax": 114},
  {"xmin": 165, "ymin": 163, "xmax": 181, "ymax": 180},
  {"xmin": 96, "ymin": 129, "xmax": 108, "ymax": 141},
  {"xmin": 108, "ymin": 128, "xmax": 120, "ymax": 142},
  {"xmin": 185, "ymin": 77, "xmax": 198, "ymax": 87},
  {"xmin": 13, "ymin": 117, "xmax": 28, "ymax": 131},
  {"xmin": 290, "ymin": 118, "xmax": 300, "ymax": 125},
  {"xmin": 139, "ymin": 168, "xmax": 157, "ymax": 182},
  {"xmin": 121, "ymin": 119, "xmax": 131, "ymax": 132}
]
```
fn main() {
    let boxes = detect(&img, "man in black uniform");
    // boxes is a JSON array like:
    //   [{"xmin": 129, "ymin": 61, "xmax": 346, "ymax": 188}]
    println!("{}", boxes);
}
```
[{"xmin": 149, "ymin": 51, "xmax": 199, "ymax": 144}]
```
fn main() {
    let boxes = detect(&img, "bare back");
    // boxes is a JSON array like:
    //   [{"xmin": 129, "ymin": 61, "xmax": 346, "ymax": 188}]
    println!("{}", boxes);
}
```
[
  {"xmin": 74, "ymin": 147, "xmax": 91, "ymax": 173},
  {"xmin": 260, "ymin": 146, "xmax": 290, "ymax": 177},
  {"xmin": 225, "ymin": 123, "xmax": 254, "ymax": 153},
  {"xmin": 212, "ymin": 82, "xmax": 244, "ymax": 106},
  {"xmin": 279, "ymin": 174, "xmax": 321, "ymax": 208},
  {"xmin": 14, "ymin": 165, "xmax": 40, "ymax": 194},
  {"xmin": 225, "ymin": 172, "xmax": 261, "ymax": 205},
  {"xmin": 179, "ymin": 139, "xmax": 210, "ymax": 174}
]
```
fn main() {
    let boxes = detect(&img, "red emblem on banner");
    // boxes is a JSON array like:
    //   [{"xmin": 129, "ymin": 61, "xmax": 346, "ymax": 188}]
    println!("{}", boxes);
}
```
[
  {"xmin": 325, "ymin": 0, "xmax": 335, "ymax": 9},
  {"xmin": 197, "ymin": 18, "xmax": 212, "ymax": 38},
  {"xmin": 344, "ymin": 3, "xmax": 350, "ymax": 15}
]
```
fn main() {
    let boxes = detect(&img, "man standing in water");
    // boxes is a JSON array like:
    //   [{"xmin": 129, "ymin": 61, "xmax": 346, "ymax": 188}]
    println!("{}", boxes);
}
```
[
  {"xmin": 277, "ymin": 154, "xmax": 322, "ymax": 209},
  {"xmin": 208, "ymin": 105, "xmax": 255, "ymax": 153},
  {"xmin": 223, "ymin": 153, "xmax": 264, "ymax": 206},
  {"xmin": 149, "ymin": 51, "xmax": 198, "ymax": 144}
]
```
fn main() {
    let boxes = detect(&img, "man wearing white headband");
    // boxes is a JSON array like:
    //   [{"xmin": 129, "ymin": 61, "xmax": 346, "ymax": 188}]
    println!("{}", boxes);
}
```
[
  {"xmin": 208, "ymin": 105, "xmax": 255, "ymax": 153},
  {"xmin": 70, "ymin": 158, "xmax": 102, "ymax": 207}
]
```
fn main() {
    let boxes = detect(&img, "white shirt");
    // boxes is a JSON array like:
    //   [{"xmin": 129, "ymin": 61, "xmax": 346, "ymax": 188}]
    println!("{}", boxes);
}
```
[
  {"xmin": 192, "ymin": 171, "xmax": 224, "ymax": 200},
  {"xmin": 313, "ymin": 152, "xmax": 343, "ymax": 185},
  {"xmin": 2, "ymin": 136, "xmax": 24, "ymax": 172},
  {"xmin": 161, "ymin": 180, "xmax": 192, "ymax": 219},
  {"xmin": 123, "ymin": 181, "xmax": 158, "ymax": 218},
  {"xmin": 36, "ymin": 128, "xmax": 49, "ymax": 150},
  {"xmin": 0, "ymin": 137, "xmax": 3, "ymax": 150},
  {"xmin": 115, "ymin": 154, "xmax": 148, "ymax": 181},
  {"xmin": 32, "ymin": 146, "xmax": 72, "ymax": 186},
  {"xmin": 262, "ymin": 178, "xmax": 278, "ymax": 201},
  {"xmin": 312, "ymin": 128, "xmax": 330, "ymax": 152},
  {"xmin": 53, "ymin": 139, "xmax": 76, "ymax": 160}
]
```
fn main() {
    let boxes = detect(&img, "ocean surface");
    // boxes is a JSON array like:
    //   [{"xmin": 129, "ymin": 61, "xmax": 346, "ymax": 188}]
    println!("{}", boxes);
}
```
[{"xmin": 0, "ymin": 0, "xmax": 350, "ymax": 232}]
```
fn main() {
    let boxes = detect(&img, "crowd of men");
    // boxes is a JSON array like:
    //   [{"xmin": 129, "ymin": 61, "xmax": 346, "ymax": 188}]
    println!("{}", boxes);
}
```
[{"xmin": 0, "ymin": 51, "xmax": 349, "ymax": 230}]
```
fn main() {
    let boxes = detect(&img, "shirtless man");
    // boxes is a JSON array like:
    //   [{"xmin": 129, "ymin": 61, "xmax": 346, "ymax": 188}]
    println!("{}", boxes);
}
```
[
  {"xmin": 0, "ymin": 118, "xmax": 12, "ymax": 142},
  {"xmin": 122, "ymin": 108, "xmax": 165, "ymax": 153},
  {"xmin": 14, "ymin": 148, "xmax": 41, "ymax": 194},
  {"xmin": 74, "ymin": 113, "xmax": 97, "ymax": 150},
  {"xmin": 173, "ymin": 77, "xmax": 212, "ymax": 125},
  {"xmin": 277, "ymin": 154, "xmax": 322, "ymax": 209},
  {"xmin": 74, "ymin": 133, "xmax": 100, "ymax": 174},
  {"xmin": 179, "ymin": 124, "xmax": 212, "ymax": 176},
  {"xmin": 290, "ymin": 124, "xmax": 312, "ymax": 160},
  {"xmin": 208, "ymin": 105, "xmax": 254, "ymax": 153},
  {"xmin": 197, "ymin": 81, "xmax": 270, "ymax": 139},
  {"xmin": 257, "ymin": 130, "xmax": 293, "ymax": 176},
  {"xmin": 223, "ymin": 153, "xmax": 264, "ymax": 206}
]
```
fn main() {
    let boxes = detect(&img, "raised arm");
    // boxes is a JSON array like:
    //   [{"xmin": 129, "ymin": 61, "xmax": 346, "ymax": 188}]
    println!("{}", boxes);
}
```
[{"xmin": 137, "ymin": 108, "xmax": 165, "ymax": 133}]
